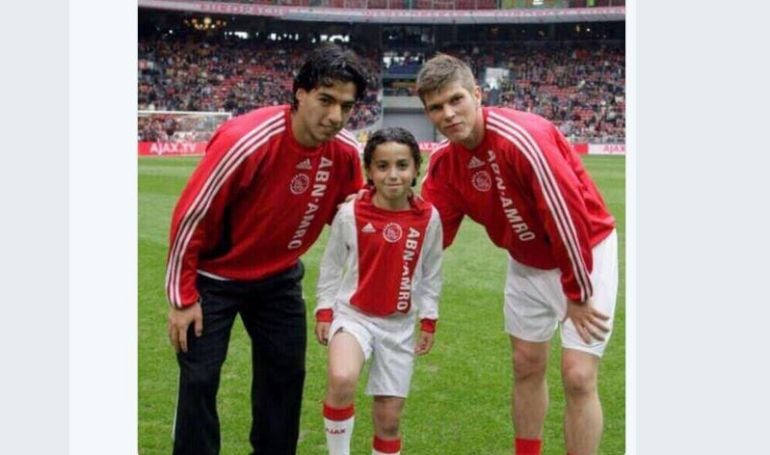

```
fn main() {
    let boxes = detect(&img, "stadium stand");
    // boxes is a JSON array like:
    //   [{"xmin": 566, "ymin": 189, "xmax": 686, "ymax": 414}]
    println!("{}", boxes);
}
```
[
  {"xmin": 138, "ymin": 34, "xmax": 383, "ymax": 137},
  {"xmin": 445, "ymin": 42, "xmax": 624, "ymax": 144},
  {"xmin": 376, "ymin": 41, "xmax": 623, "ymax": 144},
  {"xmin": 138, "ymin": 7, "xmax": 624, "ymax": 144}
]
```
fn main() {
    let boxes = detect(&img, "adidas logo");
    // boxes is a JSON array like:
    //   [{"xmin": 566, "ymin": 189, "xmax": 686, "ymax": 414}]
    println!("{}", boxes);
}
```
[
  {"xmin": 362, "ymin": 223, "xmax": 376, "ymax": 233},
  {"xmin": 468, "ymin": 156, "xmax": 485, "ymax": 169},
  {"xmin": 296, "ymin": 158, "xmax": 312, "ymax": 170}
]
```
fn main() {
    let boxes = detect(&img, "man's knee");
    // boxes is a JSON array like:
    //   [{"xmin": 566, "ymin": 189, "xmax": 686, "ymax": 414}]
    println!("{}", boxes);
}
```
[
  {"xmin": 269, "ymin": 363, "xmax": 305, "ymax": 392},
  {"xmin": 261, "ymin": 337, "xmax": 307, "ymax": 381},
  {"xmin": 562, "ymin": 360, "xmax": 598, "ymax": 398},
  {"xmin": 179, "ymin": 356, "xmax": 224, "ymax": 390},
  {"xmin": 512, "ymin": 343, "xmax": 548, "ymax": 381}
]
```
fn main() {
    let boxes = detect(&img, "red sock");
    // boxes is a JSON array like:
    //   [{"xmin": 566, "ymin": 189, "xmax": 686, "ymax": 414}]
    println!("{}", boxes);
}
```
[
  {"xmin": 515, "ymin": 438, "xmax": 542, "ymax": 455},
  {"xmin": 323, "ymin": 402, "xmax": 355, "ymax": 420},
  {"xmin": 373, "ymin": 435, "xmax": 401, "ymax": 454},
  {"xmin": 323, "ymin": 403, "xmax": 355, "ymax": 455}
]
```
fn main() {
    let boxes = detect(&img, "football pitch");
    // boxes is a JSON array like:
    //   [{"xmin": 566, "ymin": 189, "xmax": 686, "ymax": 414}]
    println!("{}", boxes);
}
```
[{"xmin": 138, "ymin": 155, "xmax": 625, "ymax": 454}]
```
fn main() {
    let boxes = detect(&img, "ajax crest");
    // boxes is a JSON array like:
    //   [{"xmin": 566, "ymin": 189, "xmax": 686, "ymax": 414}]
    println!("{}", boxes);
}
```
[
  {"xmin": 382, "ymin": 223, "xmax": 403, "ymax": 243},
  {"xmin": 289, "ymin": 174, "xmax": 310, "ymax": 195},
  {"xmin": 471, "ymin": 170, "xmax": 492, "ymax": 192}
]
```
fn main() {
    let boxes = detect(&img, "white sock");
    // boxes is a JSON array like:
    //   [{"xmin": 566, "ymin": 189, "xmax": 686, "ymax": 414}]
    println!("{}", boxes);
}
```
[{"xmin": 323, "ymin": 402, "xmax": 355, "ymax": 455}]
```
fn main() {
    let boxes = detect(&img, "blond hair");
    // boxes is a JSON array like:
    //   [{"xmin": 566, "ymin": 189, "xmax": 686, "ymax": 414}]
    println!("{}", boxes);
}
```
[{"xmin": 416, "ymin": 54, "xmax": 477, "ymax": 102}]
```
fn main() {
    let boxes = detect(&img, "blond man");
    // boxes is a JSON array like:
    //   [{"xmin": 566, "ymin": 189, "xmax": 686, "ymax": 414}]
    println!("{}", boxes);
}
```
[{"xmin": 417, "ymin": 54, "xmax": 618, "ymax": 455}]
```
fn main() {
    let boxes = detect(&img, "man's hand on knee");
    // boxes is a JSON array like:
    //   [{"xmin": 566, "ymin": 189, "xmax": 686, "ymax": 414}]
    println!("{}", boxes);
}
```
[
  {"xmin": 564, "ymin": 298, "xmax": 610, "ymax": 344},
  {"xmin": 168, "ymin": 301, "xmax": 204, "ymax": 353}
]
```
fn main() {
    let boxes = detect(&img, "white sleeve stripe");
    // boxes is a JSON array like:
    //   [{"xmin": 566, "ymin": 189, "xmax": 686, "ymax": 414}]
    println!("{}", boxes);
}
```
[
  {"xmin": 335, "ymin": 131, "xmax": 361, "ymax": 152},
  {"xmin": 337, "ymin": 128, "xmax": 357, "ymax": 144},
  {"xmin": 488, "ymin": 120, "xmax": 590, "ymax": 301},
  {"xmin": 495, "ymin": 116, "xmax": 593, "ymax": 299},
  {"xmin": 432, "ymin": 140, "xmax": 450, "ymax": 155},
  {"xmin": 419, "ymin": 141, "xmax": 451, "ymax": 186},
  {"xmin": 167, "ymin": 122, "xmax": 285, "ymax": 305},
  {"xmin": 165, "ymin": 113, "xmax": 285, "ymax": 306},
  {"xmin": 488, "ymin": 113, "xmax": 592, "ymax": 300},
  {"xmin": 339, "ymin": 128, "xmax": 356, "ymax": 142},
  {"xmin": 167, "ymin": 120, "xmax": 285, "ymax": 306},
  {"xmin": 433, "ymin": 139, "xmax": 450, "ymax": 150},
  {"xmin": 487, "ymin": 113, "xmax": 592, "ymax": 300},
  {"xmin": 166, "ymin": 117, "xmax": 284, "ymax": 305},
  {"xmin": 167, "ymin": 120, "xmax": 284, "ymax": 305}
]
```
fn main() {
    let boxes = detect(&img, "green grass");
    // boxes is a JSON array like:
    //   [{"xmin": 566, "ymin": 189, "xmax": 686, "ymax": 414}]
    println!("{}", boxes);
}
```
[{"xmin": 138, "ymin": 155, "xmax": 625, "ymax": 454}]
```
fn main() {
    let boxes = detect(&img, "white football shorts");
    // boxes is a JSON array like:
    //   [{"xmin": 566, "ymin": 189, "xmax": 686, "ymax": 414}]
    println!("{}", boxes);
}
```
[
  {"xmin": 504, "ymin": 229, "xmax": 618, "ymax": 357},
  {"xmin": 329, "ymin": 305, "xmax": 416, "ymax": 397}
]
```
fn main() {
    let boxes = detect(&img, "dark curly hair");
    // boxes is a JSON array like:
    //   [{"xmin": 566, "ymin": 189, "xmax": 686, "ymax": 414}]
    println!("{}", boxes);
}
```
[
  {"xmin": 363, "ymin": 127, "xmax": 422, "ymax": 187},
  {"xmin": 292, "ymin": 44, "xmax": 368, "ymax": 110}
]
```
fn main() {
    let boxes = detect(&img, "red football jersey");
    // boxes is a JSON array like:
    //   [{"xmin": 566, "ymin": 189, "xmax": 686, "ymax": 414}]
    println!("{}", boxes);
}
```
[
  {"xmin": 165, "ymin": 105, "xmax": 364, "ymax": 308},
  {"xmin": 421, "ymin": 107, "xmax": 615, "ymax": 303},
  {"xmin": 315, "ymin": 193, "xmax": 443, "ymax": 321}
]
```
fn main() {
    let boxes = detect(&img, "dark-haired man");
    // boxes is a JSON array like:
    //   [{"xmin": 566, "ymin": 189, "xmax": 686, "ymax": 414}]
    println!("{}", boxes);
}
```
[
  {"xmin": 417, "ymin": 54, "xmax": 618, "ymax": 455},
  {"xmin": 165, "ymin": 44, "xmax": 368, "ymax": 455}
]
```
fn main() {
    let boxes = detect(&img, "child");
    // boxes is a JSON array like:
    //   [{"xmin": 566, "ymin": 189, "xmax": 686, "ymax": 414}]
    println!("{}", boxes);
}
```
[{"xmin": 315, "ymin": 127, "xmax": 443, "ymax": 455}]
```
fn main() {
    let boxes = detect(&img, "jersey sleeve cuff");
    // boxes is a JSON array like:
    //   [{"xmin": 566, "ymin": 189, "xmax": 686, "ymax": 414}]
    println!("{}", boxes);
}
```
[
  {"xmin": 173, "ymin": 296, "xmax": 200, "ymax": 309},
  {"xmin": 565, "ymin": 287, "xmax": 591, "ymax": 304},
  {"xmin": 567, "ymin": 294, "xmax": 591, "ymax": 305},
  {"xmin": 420, "ymin": 318, "xmax": 437, "ymax": 333},
  {"xmin": 316, "ymin": 308, "xmax": 334, "ymax": 323}
]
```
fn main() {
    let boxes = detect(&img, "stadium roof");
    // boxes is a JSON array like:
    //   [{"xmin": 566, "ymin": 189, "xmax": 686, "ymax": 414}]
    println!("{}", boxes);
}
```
[{"xmin": 138, "ymin": 0, "xmax": 624, "ymax": 24}]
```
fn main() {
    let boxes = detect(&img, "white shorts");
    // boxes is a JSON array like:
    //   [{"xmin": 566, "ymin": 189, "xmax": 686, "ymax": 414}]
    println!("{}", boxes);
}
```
[
  {"xmin": 329, "ymin": 305, "xmax": 416, "ymax": 398},
  {"xmin": 504, "ymin": 230, "xmax": 618, "ymax": 357}
]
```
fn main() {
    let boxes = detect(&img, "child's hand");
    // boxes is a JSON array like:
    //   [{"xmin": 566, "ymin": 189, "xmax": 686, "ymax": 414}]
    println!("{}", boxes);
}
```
[
  {"xmin": 414, "ymin": 331, "xmax": 435, "ymax": 355},
  {"xmin": 315, "ymin": 322, "xmax": 331, "ymax": 346}
]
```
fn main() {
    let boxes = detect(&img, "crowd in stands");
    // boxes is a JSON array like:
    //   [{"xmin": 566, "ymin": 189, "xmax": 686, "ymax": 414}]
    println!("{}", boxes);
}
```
[
  {"xmin": 137, "ymin": 114, "xmax": 228, "ymax": 142},
  {"xmin": 138, "ymin": 34, "xmax": 382, "ymax": 141},
  {"xmin": 491, "ymin": 44, "xmax": 625, "ymax": 144},
  {"xmin": 139, "ymin": 30, "xmax": 624, "ymax": 144},
  {"xmin": 383, "ymin": 42, "xmax": 625, "ymax": 143}
]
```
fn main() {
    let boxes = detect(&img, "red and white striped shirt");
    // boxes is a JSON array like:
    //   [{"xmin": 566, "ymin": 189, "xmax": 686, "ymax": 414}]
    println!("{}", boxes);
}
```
[
  {"xmin": 165, "ymin": 105, "xmax": 364, "ymax": 308},
  {"xmin": 421, "ymin": 107, "xmax": 615, "ymax": 303},
  {"xmin": 315, "ymin": 193, "xmax": 443, "ymax": 330}
]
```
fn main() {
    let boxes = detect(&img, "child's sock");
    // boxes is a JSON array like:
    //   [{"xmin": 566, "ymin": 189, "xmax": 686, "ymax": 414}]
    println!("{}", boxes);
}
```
[{"xmin": 323, "ymin": 402, "xmax": 355, "ymax": 455}]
